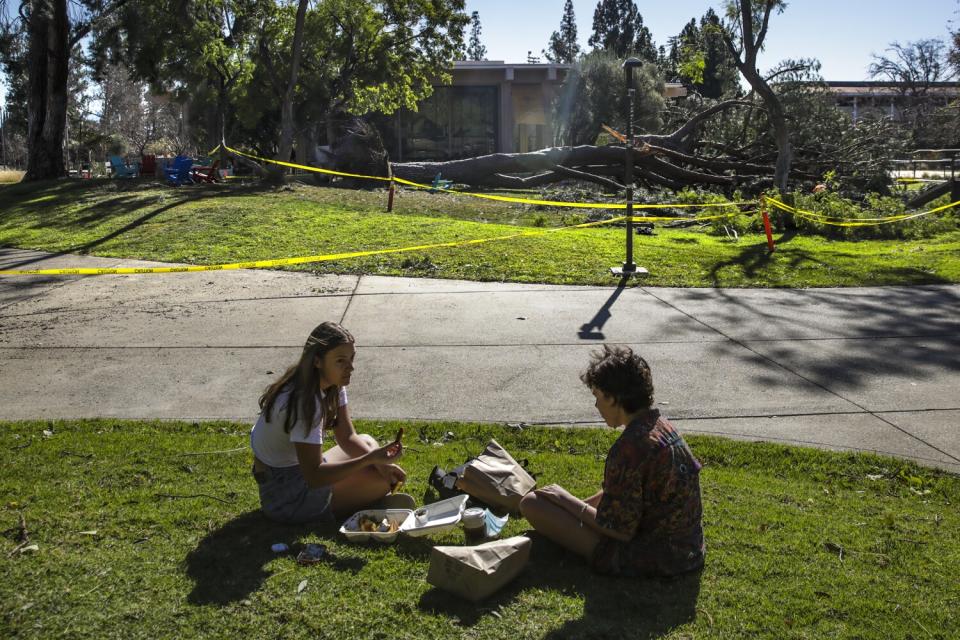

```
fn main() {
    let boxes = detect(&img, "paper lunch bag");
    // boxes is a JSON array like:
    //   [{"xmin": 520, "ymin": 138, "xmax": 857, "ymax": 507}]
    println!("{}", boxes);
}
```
[
  {"xmin": 426, "ymin": 536, "xmax": 532, "ymax": 602},
  {"xmin": 455, "ymin": 439, "xmax": 536, "ymax": 514}
]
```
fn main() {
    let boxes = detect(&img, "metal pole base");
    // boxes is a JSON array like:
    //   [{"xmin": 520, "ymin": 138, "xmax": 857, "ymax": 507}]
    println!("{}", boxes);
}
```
[{"xmin": 610, "ymin": 265, "xmax": 649, "ymax": 277}]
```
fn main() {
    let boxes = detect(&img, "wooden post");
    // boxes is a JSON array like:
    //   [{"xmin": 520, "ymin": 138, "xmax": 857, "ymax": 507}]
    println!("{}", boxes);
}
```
[{"xmin": 386, "ymin": 161, "xmax": 396, "ymax": 212}]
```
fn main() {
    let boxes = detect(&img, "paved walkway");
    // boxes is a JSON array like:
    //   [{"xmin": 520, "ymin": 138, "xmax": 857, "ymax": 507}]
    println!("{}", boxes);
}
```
[{"xmin": 2, "ymin": 247, "xmax": 958, "ymax": 473}]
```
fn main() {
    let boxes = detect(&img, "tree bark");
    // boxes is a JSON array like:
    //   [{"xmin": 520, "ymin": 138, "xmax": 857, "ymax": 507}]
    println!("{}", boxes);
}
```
[
  {"xmin": 723, "ymin": 0, "xmax": 793, "ymax": 193},
  {"xmin": 23, "ymin": 0, "xmax": 69, "ymax": 181},
  {"xmin": 269, "ymin": 0, "xmax": 310, "ymax": 184},
  {"xmin": 380, "ymin": 98, "xmax": 766, "ymax": 191}
]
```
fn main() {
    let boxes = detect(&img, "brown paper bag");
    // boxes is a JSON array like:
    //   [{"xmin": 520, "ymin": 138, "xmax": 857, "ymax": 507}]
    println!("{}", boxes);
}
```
[
  {"xmin": 455, "ymin": 439, "xmax": 536, "ymax": 514},
  {"xmin": 426, "ymin": 536, "xmax": 532, "ymax": 602}
]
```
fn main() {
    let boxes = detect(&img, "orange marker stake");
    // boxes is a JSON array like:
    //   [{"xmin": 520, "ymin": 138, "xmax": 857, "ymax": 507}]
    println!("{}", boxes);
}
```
[{"xmin": 761, "ymin": 197, "xmax": 776, "ymax": 253}]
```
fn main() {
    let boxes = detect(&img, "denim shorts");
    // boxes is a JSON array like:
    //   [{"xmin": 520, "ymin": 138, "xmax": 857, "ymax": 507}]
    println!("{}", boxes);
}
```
[{"xmin": 252, "ymin": 462, "xmax": 334, "ymax": 525}]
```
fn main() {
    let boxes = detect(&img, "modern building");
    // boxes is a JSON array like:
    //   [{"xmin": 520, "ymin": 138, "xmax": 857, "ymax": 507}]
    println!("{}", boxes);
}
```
[
  {"xmin": 824, "ymin": 81, "xmax": 959, "ymax": 123},
  {"xmin": 376, "ymin": 60, "xmax": 686, "ymax": 162}
]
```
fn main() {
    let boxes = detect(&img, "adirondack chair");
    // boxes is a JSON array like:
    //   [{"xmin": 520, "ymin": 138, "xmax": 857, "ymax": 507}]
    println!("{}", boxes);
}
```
[
  {"xmin": 191, "ymin": 159, "xmax": 220, "ymax": 183},
  {"xmin": 109, "ymin": 155, "xmax": 139, "ymax": 178},
  {"xmin": 139, "ymin": 154, "xmax": 156, "ymax": 177},
  {"xmin": 165, "ymin": 155, "xmax": 194, "ymax": 186}
]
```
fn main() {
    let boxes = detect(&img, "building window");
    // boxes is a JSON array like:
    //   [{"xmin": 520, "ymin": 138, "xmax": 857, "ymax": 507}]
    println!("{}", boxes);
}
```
[
  {"xmin": 378, "ymin": 86, "xmax": 498, "ymax": 162},
  {"xmin": 512, "ymin": 85, "xmax": 547, "ymax": 153}
]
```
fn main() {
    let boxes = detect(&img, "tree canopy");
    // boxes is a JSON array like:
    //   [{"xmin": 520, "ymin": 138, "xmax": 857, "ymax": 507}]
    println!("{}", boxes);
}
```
[
  {"xmin": 543, "ymin": 0, "xmax": 579, "ymax": 64},
  {"xmin": 587, "ymin": 0, "xmax": 656, "ymax": 62},
  {"xmin": 554, "ymin": 49, "xmax": 664, "ymax": 147},
  {"xmin": 663, "ymin": 8, "xmax": 739, "ymax": 99},
  {"xmin": 92, "ymin": 0, "xmax": 468, "ymax": 162},
  {"xmin": 868, "ymin": 39, "xmax": 954, "ymax": 94},
  {"xmin": 466, "ymin": 10, "xmax": 486, "ymax": 61}
]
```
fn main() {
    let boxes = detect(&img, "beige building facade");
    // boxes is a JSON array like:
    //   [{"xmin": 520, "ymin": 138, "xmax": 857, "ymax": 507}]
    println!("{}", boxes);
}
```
[{"xmin": 377, "ymin": 60, "xmax": 686, "ymax": 162}]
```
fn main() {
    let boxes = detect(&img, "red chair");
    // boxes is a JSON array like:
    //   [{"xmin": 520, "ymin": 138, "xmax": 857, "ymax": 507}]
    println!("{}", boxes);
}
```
[
  {"xmin": 192, "ymin": 159, "xmax": 220, "ymax": 183},
  {"xmin": 140, "ymin": 154, "xmax": 156, "ymax": 177}
]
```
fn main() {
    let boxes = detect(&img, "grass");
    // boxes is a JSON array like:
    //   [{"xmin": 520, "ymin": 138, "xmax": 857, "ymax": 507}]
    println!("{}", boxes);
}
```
[
  {"xmin": 1, "ymin": 419, "xmax": 957, "ymax": 639},
  {"xmin": 1, "ymin": 178, "xmax": 958, "ymax": 287}
]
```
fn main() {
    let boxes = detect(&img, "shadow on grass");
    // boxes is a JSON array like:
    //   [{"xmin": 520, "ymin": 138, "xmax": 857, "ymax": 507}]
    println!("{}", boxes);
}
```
[
  {"xmin": 707, "ymin": 231, "xmax": 797, "ymax": 285},
  {"xmin": 184, "ymin": 510, "xmax": 365, "ymax": 606},
  {"xmin": 0, "ymin": 180, "xmax": 281, "ymax": 272},
  {"xmin": 418, "ymin": 533, "xmax": 701, "ymax": 638},
  {"xmin": 707, "ymin": 231, "xmax": 952, "ymax": 287}
]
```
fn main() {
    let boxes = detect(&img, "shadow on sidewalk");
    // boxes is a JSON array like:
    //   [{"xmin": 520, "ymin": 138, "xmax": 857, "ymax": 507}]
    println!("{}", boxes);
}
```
[
  {"xmin": 691, "ymin": 284, "xmax": 960, "ymax": 392},
  {"xmin": 578, "ymin": 276, "xmax": 630, "ymax": 340}
]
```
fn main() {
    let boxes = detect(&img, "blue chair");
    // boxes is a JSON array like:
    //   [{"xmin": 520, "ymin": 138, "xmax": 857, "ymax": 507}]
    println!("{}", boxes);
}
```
[
  {"xmin": 165, "ymin": 156, "xmax": 194, "ymax": 186},
  {"xmin": 430, "ymin": 172, "xmax": 454, "ymax": 192},
  {"xmin": 109, "ymin": 155, "xmax": 139, "ymax": 178}
]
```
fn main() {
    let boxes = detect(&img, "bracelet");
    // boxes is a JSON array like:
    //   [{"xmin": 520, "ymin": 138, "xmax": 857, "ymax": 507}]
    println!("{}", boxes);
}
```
[{"xmin": 578, "ymin": 503, "xmax": 587, "ymax": 527}]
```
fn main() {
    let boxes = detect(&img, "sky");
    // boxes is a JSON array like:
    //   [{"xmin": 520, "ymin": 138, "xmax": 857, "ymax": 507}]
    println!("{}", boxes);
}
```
[
  {"xmin": 0, "ymin": 1, "xmax": 956, "ymax": 111},
  {"xmin": 464, "ymin": 0, "xmax": 957, "ymax": 80}
]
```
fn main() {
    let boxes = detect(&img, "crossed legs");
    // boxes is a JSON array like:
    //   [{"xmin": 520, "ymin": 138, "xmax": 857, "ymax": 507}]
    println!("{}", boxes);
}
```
[
  {"xmin": 325, "ymin": 433, "xmax": 392, "ymax": 518},
  {"xmin": 519, "ymin": 486, "xmax": 604, "ymax": 560}
]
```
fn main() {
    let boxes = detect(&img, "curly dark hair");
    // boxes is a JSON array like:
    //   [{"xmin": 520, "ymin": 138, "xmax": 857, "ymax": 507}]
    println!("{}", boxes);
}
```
[{"xmin": 579, "ymin": 345, "xmax": 654, "ymax": 412}]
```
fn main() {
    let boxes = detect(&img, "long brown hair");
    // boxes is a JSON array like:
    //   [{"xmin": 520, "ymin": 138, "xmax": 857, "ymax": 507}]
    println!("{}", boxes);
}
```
[{"xmin": 259, "ymin": 322, "xmax": 355, "ymax": 435}]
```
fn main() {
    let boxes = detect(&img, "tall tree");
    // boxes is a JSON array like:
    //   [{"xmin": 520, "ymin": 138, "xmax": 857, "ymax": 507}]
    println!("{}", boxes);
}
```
[
  {"xmin": 99, "ymin": 0, "xmax": 468, "ymax": 173},
  {"xmin": 667, "ymin": 10, "xmax": 739, "ymax": 98},
  {"xmin": 555, "ymin": 49, "xmax": 663, "ymax": 146},
  {"xmin": 22, "ymin": 0, "xmax": 69, "ymax": 180},
  {"xmin": 868, "ymin": 39, "xmax": 952, "ymax": 95},
  {"xmin": 952, "ymin": 30, "xmax": 960, "ymax": 75},
  {"xmin": 543, "ymin": 0, "xmax": 579, "ymax": 64},
  {"xmin": 466, "ymin": 10, "xmax": 486, "ymax": 61},
  {"xmin": 588, "ymin": 0, "xmax": 656, "ymax": 61},
  {"xmin": 869, "ymin": 39, "xmax": 955, "ymax": 147},
  {"xmin": 0, "ymin": 4, "xmax": 29, "ymax": 167},
  {"xmin": 272, "ymin": 0, "xmax": 309, "ymax": 180},
  {"xmin": 950, "ymin": 0, "xmax": 960, "ymax": 74},
  {"xmin": 93, "ymin": 0, "xmax": 265, "ymax": 164},
  {"xmin": 719, "ymin": 0, "xmax": 792, "ymax": 192},
  {"xmin": 697, "ymin": 8, "xmax": 740, "ymax": 98},
  {"xmin": 2, "ymin": 0, "xmax": 127, "ymax": 181}
]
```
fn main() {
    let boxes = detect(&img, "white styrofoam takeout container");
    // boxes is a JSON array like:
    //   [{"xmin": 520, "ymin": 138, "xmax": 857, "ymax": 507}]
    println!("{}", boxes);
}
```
[
  {"xmin": 339, "ymin": 509, "xmax": 411, "ymax": 543},
  {"xmin": 340, "ymin": 495, "xmax": 470, "ymax": 543},
  {"xmin": 399, "ymin": 494, "xmax": 469, "ymax": 537}
]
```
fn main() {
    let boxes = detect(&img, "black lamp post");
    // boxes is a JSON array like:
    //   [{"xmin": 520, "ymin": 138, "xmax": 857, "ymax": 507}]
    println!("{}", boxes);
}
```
[{"xmin": 611, "ymin": 57, "xmax": 648, "ymax": 277}]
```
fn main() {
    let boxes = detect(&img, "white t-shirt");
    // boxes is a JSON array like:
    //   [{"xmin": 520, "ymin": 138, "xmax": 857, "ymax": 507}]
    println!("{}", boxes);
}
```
[{"xmin": 250, "ymin": 386, "xmax": 348, "ymax": 468}]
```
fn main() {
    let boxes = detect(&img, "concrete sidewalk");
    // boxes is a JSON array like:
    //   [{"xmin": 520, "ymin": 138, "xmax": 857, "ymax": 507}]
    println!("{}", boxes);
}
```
[{"xmin": 2, "ymin": 247, "xmax": 958, "ymax": 473}]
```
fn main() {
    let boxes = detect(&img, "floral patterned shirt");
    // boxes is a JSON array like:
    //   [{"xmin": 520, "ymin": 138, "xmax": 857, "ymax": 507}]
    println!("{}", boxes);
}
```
[{"xmin": 592, "ymin": 409, "xmax": 705, "ymax": 577}]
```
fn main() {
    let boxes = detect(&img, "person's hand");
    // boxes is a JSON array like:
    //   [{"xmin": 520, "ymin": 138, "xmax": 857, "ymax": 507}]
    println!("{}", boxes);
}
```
[
  {"xmin": 369, "ymin": 440, "xmax": 403, "ymax": 464},
  {"xmin": 376, "ymin": 463, "xmax": 407, "ymax": 490},
  {"xmin": 536, "ymin": 484, "xmax": 574, "ymax": 505},
  {"xmin": 537, "ymin": 484, "xmax": 570, "ymax": 502},
  {"xmin": 536, "ymin": 484, "xmax": 586, "ymax": 516}
]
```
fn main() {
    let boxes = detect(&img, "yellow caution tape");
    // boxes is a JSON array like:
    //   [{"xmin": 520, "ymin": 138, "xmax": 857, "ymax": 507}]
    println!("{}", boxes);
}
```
[
  {"xmin": 223, "ymin": 144, "xmax": 755, "ymax": 212},
  {"xmin": 765, "ymin": 196, "xmax": 960, "ymax": 227},
  {"xmin": 0, "ymin": 143, "xmax": 757, "ymax": 277},
  {"xmin": 0, "ymin": 216, "xmax": 627, "ymax": 277}
]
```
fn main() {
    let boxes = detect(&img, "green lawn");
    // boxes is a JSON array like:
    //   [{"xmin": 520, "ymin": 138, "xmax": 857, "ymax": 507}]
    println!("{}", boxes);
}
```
[
  {"xmin": 1, "ymin": 420, "xmax": 956, "ymax": 639},
  {"xmin": 1, "ymin": 178, "xmax": 958, "ymax": 287}
]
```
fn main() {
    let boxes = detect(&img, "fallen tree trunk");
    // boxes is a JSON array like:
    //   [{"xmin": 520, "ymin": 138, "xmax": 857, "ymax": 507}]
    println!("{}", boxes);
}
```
[
  {"xmin": 387, "ymin": 99, "xmax": 773, "ymax": 192},
  {"xmin": 389, "ymin": 143, "xmax": 748, "ymax": 191}
]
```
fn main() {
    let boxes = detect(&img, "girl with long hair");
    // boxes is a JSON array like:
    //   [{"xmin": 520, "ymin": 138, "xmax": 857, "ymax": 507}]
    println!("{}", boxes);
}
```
[{"xmin": 250, "ymin": 321, "xmax": 404, "ymax": 523}]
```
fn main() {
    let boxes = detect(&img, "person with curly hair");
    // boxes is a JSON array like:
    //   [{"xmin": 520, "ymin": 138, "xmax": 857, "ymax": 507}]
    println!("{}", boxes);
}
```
[{"xmin": 519, "ymin": 345, "xmax": 705, "ymax": 577}]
